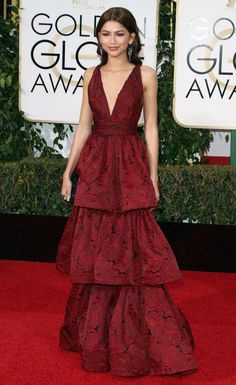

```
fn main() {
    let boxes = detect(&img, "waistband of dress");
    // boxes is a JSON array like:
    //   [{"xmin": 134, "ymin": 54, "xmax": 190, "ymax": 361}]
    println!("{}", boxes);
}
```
[{"xmin": 91, "ymin": 122, "xmax": 137, "ymax": 136}]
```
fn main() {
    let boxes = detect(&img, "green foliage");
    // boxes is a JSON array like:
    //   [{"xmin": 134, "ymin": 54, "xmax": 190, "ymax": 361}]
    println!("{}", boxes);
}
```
[
  {"xmin": 0, "ymin": 157, "xmax": 70, "ymax": 216},
  {"xmin": 0, "ymin": 158, "xmax": 235, "ymax": 225},
  {"xmin": 0, "ymin": 8, "xmax": 73, "ymax": 161},
  {"xmin": 158, "ymin": 164, "xmax": 236, "ymax": 224},
  {"xmin": 157, "ymin": 0, "xmax": 213, "ymax": 165}
]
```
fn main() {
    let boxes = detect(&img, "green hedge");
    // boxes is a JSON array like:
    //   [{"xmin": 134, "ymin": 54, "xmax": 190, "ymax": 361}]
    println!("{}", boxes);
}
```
[{"xmin": 0, "ymin": 158, "xmax": 235, "ymax": 225}]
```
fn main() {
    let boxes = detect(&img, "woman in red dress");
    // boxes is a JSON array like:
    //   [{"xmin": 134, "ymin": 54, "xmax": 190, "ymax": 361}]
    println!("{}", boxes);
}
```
[{"xmin": 56, "ymin": 6, "xmax": 197, "ymax": 377}]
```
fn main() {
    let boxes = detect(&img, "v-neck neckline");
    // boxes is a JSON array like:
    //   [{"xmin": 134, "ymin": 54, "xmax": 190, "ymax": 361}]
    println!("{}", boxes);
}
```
[{"xmin": 98, "ymin": 64, "xmax": 137, "ymax": 118}]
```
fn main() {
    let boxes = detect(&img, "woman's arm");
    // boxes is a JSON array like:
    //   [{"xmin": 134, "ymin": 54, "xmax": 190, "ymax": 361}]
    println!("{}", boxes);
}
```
[
  {"xmin": 141, "ymin": 65, "xmax": 159, "ymax": 202},
  {"xmin": 61, "ymin": 67, "xmax": 95, "ymax": 200}
]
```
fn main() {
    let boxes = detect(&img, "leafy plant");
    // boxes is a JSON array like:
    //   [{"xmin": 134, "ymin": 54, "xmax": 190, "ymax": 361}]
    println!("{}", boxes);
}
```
[{"xmin": 0, "ymin": 158, "xmax": 235, "ymax": 225}]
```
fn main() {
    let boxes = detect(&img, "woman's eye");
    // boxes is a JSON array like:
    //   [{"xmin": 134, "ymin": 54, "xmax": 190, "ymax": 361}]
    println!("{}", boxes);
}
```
[{"xmin": 101, "ymin": 32, "xmax": 125, "ymax": 37}]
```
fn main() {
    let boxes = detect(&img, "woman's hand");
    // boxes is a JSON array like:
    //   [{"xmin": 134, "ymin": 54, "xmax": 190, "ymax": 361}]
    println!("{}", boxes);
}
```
[
  {"xmin": 149, "ymin": 177, "xmax": 160, "ymax": 212},
  {"xmin": 61, "ymin": 173, "xmax": 72, "ymax": 201}
]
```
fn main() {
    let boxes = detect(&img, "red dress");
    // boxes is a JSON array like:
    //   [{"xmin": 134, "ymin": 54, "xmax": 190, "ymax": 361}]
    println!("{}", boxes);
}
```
[{"xmin": 56, "ymin": 64, "xmax": 197, "ymax": 377}]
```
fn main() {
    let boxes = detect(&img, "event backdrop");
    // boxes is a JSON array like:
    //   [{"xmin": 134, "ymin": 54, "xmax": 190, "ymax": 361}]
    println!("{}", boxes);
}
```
[
  {"xmin": 19, "ymin": 0, "xmax": 159, "ymax": 124},
  {"xmin": 174, "ymin": 0, "xmax": 236, "ymax": 130}
]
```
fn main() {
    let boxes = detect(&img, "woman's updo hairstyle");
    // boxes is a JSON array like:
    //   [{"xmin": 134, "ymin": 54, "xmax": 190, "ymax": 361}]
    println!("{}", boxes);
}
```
[{"xmin": 95, "ymin": 7, "xmax": 142, "ymax": 65}]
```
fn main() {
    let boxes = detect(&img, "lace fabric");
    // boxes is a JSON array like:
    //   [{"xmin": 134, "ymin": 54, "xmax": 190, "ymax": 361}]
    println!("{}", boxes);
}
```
[
  {"xmin": 56, "ymin": 64, "xmax": 197, "ymax": 377},
  {"xmin": 60, "ymin": 283, "xmax": 197, "ymax": 377}
]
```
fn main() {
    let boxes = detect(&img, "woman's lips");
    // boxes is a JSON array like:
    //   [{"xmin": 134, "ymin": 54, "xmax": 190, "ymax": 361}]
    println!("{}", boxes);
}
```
[{"xmin": 108, "ymin": 47, "xmax": 119, "ymax": 51}]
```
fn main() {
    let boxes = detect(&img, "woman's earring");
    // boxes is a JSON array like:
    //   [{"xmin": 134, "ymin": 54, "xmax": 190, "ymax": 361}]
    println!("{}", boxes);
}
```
[
  {"xmin": 128, "ymin": 44, "xmax": 133, "ymax": 61},
  {"xmin": 98, "ymin": 43, "xmax": 104, "ymax": 57}
]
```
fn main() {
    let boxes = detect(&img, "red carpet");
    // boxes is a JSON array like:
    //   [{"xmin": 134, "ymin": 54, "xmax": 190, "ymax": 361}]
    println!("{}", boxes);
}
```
[{"xmin": 0, "ymin": 260, "xmax": 235, "ymax": 385}]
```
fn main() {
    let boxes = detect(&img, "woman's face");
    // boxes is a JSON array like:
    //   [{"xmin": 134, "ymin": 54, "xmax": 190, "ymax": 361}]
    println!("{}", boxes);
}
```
[{"xmin": 98, "ymin": 20, "xmax": 135, "ymax": 58}]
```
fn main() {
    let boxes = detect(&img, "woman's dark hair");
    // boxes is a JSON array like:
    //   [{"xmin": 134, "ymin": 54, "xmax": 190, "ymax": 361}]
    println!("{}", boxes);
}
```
[{"xmin": 95, "ymin": 7, "xmax": 142, "ymax": 65}]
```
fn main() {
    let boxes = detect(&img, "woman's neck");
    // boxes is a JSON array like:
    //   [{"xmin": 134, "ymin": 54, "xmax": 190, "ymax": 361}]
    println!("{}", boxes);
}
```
[{"xmin": 104, "ymin": 55, "xmax": 133, "ymax": 71}]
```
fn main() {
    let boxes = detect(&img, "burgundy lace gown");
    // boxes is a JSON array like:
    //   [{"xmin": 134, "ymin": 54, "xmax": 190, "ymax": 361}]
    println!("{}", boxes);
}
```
[{"xmin": 56, "ymin": 64, "xmax": 197, "ymax": 377}]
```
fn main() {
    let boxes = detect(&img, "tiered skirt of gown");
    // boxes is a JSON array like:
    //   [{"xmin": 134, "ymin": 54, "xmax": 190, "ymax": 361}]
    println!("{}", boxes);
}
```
[{"xmin": 56, "ymin": 64, "xmax": 197, "ymax": 377}]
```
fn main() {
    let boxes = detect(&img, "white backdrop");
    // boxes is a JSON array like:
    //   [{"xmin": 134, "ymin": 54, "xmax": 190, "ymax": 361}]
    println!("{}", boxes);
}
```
[
  {"xmin": 173, "ymin": 0, "xmax": 236, "ymax": 130},
  {"xmin": 19, "ymin": 0, "xmax": 159, "ymax": 124}
]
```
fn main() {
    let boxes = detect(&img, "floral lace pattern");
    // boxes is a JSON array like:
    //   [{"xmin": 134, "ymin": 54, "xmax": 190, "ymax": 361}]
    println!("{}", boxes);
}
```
[
  {"xmin": 59, "ymin": 283, "xmax": 197, "ymax": 377},
  {"xmin": 56, "ymin": 64, "xmax": 197, "ymax": 377},
  {"xmin": 57, "ymin": 206, "xmax": 182, "ymax": 285},
  {"xmin": 74, "ymin": 64, "xmax": 158, "ymax": 212}
]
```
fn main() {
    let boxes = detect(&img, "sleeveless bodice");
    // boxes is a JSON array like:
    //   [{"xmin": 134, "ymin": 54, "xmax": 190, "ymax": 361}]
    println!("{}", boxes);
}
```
[
  {"xmin": 74, "ymin": 64, "xmax": 158, "ymax": 212},
  {"xmin": 89, "ymin": 64, "xmax": 143, "ymax": 134}
]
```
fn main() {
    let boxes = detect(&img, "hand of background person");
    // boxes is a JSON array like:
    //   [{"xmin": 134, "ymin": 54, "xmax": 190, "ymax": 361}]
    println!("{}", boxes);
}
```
[{"xmin": 61, "ymin": 174, "xmax": 72, "ymax": 201}]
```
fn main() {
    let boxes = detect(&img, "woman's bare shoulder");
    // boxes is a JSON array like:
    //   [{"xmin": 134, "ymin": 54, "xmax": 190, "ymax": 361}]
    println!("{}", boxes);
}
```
[
  {"xmin": 140, "ymin": 65, "xmax": 157, "ymax": 90},
  {"xmin": 83, "ymin": 66, "xmax": 97, "ymax": 84},
  {"xmin": 140, "ymin": 64, "xmax": 157, "ymax": 79}
]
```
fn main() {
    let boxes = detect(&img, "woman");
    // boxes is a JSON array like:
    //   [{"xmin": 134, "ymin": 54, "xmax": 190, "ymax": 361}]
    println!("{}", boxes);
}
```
[{"xmin": 56, "ymin": 6, "xmax": 197, "ymax": 377}]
